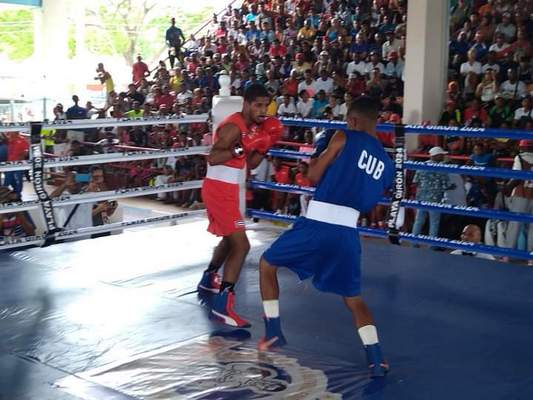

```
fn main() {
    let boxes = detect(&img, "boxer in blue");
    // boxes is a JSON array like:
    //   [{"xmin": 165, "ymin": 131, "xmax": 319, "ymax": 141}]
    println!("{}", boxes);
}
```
[{"xmin": 258, "ymin": 96, "xmax": 394, "ymax": 378}]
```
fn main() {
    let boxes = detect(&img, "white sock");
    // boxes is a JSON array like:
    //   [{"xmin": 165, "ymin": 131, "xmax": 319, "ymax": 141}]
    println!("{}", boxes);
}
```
[
  {"xmin": 263, "ymin": 300, "xmax": 279, "ymax": 318},
  {"xmin": 358, "ymin": 325, "xmax": 379, "ymax": 345}
]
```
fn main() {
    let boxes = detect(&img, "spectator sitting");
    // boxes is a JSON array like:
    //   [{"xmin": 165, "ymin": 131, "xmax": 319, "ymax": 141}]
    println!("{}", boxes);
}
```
[
  {"xmin": 310, "ymin": 90, "xmax": 328, "ymax": 118},
  {"xmin": 296, "ymin": 90, "xmax": 313, "ymax": 118},
  {"xmin": 499, "ymin": 68, "xmax": 527, "ymax": 101},
  {"xmin": 277, "ymin": 94, "xmax": 296, "ymax": 117},
  {"xmin": 464, "ymin": 99, "xmax": 489, "ymax": 126},
  {"xmin": 469, "ymin": 143, "xmax": 494, "ymax": 166},
  {"xmin": 488, "ymin": 93, "xmax": 513, "ymax": 127},
  {"xmin": 450, "ymin": 224, "xmax": 496, "ymax": 260},
  {"xmin": 50, "ymin": 173, "xmax": 92, "ymax": 234},
  {"xmin": 439, "ymin": 100, "xmax": 463, "ymax": 125},
  {"xmin": 513, "ymin": 96, "xmax": 532, "ymax": 128},
  {"xmin": 0, "ymin": 186, "xmax": 35, "ymax": 238},
  {"xmin": 153, "ymin": 165, "xmax": 175, "ymax": 201}
]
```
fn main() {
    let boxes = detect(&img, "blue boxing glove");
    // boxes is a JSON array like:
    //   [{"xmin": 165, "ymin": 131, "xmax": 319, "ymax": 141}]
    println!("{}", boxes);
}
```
[{"xmin": 311, "ymin": 129, "xmax": 336, "ymax": 158}]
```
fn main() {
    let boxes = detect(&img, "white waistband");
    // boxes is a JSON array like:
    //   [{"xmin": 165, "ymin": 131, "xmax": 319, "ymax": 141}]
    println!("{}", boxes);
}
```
[
  {"xmin": 306, "ymin": 200, "xmax": 360, "ymax": 228},
  {"xmin": 206, "ymin": 164, "xmax": 245, "ymax": 184}
]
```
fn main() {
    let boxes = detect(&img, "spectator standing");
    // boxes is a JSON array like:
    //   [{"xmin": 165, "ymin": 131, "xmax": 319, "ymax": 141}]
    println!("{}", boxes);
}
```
[
  {"xmin": 4, "ymin": 132, "xmax": 29, "ymax": 195},
  {"xmin": 411, "ymin": 147, "xmax": 451, "ymax": 239},
  {"xmin": 132, "ymin": 55, "xmax": 150, "ymax": 85},
  {"xmin": 166, "ymin": 18, "xmax": 186, "ymax": 68}
]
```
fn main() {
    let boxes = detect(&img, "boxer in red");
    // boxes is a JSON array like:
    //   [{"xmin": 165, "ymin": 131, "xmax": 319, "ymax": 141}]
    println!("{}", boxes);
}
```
[{"xmin": 198, "ymin": 83, "xmax": 283, "ymax": 328}]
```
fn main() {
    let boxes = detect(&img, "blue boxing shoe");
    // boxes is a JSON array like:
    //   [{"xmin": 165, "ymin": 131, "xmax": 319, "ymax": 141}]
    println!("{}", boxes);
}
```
[
  {"xmin": 197, "ymin": 271, "xmax": 221, "ymax": 294},
  {"xmin": 211, "ymin": 290, "xmax": 251, "ymax": 328},
  {"xmin": 258, "ymin": 317, "xmax": 287, "ymax": 351},
  {"xmin": 364, "ymin": 343, "xmax": 390, "ymax": 378}
]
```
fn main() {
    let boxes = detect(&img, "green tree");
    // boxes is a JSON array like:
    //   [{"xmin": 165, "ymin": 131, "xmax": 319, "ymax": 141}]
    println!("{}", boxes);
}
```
[
  {"xmin": 85, "ymin": 0, "xmax": 214, "ymax": 66},
  {"xmin": 0, "ymin": 9, "xmax": 34, "ymax": 61}
]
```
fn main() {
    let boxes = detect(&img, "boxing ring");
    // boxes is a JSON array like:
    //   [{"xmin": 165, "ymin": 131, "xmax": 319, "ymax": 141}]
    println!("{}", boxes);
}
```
[{"xmin": 0, "ymin": 114, "xmax": 532, "ymax": 399}]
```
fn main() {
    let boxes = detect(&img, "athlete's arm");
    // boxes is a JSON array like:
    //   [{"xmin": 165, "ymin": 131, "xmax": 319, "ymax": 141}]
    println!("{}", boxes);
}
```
[
  {"xmin": 207, "ymin": 123, "xmax": 241, "ymax": 165},
  {"xmin": 307, "ymin": 130, "xmax": 346, "ymax": 184},
  {"xmin": 247, "ymin": 151, "xmax": 264, "ymax": 170}
]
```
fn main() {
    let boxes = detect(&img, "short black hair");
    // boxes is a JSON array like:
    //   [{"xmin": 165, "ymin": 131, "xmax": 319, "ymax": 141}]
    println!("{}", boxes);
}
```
[
  {"xmin": 243, "ymin": 83, "xmax": 270, "ymax": 103},
  {"xmin": 347, "ymin": 96, "xmax": 380, "ymax": 120}
]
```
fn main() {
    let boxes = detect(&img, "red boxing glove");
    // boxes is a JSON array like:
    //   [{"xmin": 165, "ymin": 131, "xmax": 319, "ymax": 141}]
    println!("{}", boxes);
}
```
[
  {"xmin": 241, "ymin": 129, "xmax": 271, "ymax": 155},
  {"xmin": 261, "ymin": 117, "xmax": 283, "ymax": 147}
]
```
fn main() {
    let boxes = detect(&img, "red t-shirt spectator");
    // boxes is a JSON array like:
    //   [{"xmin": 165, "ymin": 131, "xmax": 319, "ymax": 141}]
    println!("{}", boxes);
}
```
[
  {"xmin": 132, "ymin": 60, "xmax": 149, "ymax": 84},
  {"xmin": 154, "ymin": 93, "xmax": 175, "ymax": 109},
  {"xmin": 7, "ymin": 134, "xmax": 29, "ymax": 161},
  {"xmin": 282, "ymin": 78, "xmax": 299, "ymax": 97},
  {"xmin": 269, "ymin": 44, "xmax": 287, "ymax": 58},
  {"xmin": 464, "ymin": 106, "xmax": 489, "ymax": 125},
  {"xmin": 274, "ymin": 165, "xmax": 290, "ymax": 184},
  {"xmin": 295, "ymin": 172, "xmax": 311, "ymax": 187}
]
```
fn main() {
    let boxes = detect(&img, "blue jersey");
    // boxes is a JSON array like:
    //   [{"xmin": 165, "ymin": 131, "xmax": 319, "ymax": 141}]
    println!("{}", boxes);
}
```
[{"xmin": 313, "ymin": 131, "xmax": 393, "ymax": 213}]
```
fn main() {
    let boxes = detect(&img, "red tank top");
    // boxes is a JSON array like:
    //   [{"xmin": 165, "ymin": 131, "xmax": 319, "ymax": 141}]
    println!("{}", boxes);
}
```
[{"xmin": 213, "ymin": 112, "xmax": 248, "ymax": 169}]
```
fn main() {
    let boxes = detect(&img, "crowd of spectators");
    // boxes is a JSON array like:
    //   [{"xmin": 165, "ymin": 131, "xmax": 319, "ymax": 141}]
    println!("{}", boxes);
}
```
[{"xmin": 0, "ymin": 0, "xmax": 531, "ymax": 263}]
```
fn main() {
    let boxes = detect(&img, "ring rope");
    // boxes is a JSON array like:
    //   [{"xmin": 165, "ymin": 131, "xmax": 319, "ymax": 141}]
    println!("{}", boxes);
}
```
[
  {"xmin": 0, "ymin": 146, "xmax": 210, "ymax": 173},
  {"xmin": 0, "ymin": 180, "xmax": 203, "ymax": 215},
  {"xmin": 0, "ymin": 114, "xmax": 209, "ymax": 133},
  {"xmin": 247, "ymin": 209, "xmax": 532, "ymax": 260},
  {"xmin": 248, "ymin": 180, "xmax": 533, "ymax": 223},
  {"xmin": 279, "ymin": 118, "xmax": 533, "ymax": 140}
]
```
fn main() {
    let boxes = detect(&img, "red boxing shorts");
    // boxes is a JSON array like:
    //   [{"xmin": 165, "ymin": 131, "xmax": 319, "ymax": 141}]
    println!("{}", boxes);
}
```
[{"xmin": 202, "ymin": 177, "xmax": 245, "ymax": 237}]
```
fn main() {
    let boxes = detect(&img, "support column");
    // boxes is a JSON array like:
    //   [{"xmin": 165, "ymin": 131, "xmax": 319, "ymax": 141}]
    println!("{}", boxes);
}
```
[
  {"xmin": 35, "ymin": 0, "xmax": 70, "ymax": 101},
  {"xmin": 403, "ymin": 0, "xmax": 449, "ymax": 150}
]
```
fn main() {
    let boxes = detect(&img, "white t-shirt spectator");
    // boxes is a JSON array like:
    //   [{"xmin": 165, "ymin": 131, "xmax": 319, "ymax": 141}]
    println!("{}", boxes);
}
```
[
  {"xmin": 481, "ymin": 62, "xmax": 500, "ymax": 75},
  {"xmin": 488, "ymin": 42, "xmax": 511, "ymax": 53},
  {"xmin": 382, "ymin": 39, "xmax": 401, "ymax": 59},
  {"xmin": 338, "ymin": 102, "xmax": 348, "ymax": 118},
  {"xmin": 298, "ymin": 80, "xmax": 317, "ymax": 97},
  {"xmin": 251, "ymin": 158, "xmax": 274, "ymax": 182},
  {"xmin": 346, "ymin": 61, "xmax": 367, "ymax": 77},
  {"xmin": 313, "ymin": 78, "xmax": 334, "ymax": 95},
  {"xmin": 296, "ymin": 99, "xmax": 314, "ymax": 118},
  {"xmin": 514, "ymin": 107, "xmax": 533, "ymax": 121},
  {"xmin": 460, "ymin": 61, "xmax": 482, "ymax": 75},
  {"xmin": 495, "ymin": 22, "xmax": 516, "ymax": 41},
  {"xmin": 176, "ymin": 89, "xmax": 192, "ymax": 103},
  {"xmin": 277, "ymin": 102, "xmax": 297, "ymax": 117},
  {"xmin": 499, "ymin": 80, "xmax": 527, "ymax": 99},
  {"xmin": 328, "ymin": 104, "xmax": 342, "ymax": 118},
  {"xmin": 512, "ymin": 152, "xmax": 533, "ymax": 189},
  {"xmin": 364, "ymin": 62, "xmax": 385, "ymax": 75}
]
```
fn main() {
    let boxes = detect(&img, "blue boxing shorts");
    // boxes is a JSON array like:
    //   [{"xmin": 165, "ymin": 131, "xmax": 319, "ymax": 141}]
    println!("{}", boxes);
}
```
[{"xmin": 262, "ymin": 217, "xmax": 362, "ymax": 297}]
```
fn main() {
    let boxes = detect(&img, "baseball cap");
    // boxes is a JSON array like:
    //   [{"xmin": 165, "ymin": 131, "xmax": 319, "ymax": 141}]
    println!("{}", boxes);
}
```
[
  {"xmin": 429, "ymin": 146, "xmax": 448, "ymax": 156},
  {"xmin": 519, "ymin": 139, "xmax": 533, "ymax": 148}
]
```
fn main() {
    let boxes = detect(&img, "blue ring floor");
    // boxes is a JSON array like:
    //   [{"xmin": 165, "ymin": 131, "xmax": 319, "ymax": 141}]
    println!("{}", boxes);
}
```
[{"xmin": 0, "ymin": 219, "xmax": 532, "ymax": 399}]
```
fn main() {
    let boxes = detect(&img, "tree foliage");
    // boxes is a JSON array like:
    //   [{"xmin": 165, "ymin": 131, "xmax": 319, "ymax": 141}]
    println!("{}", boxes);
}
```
[
  {"xmin": 85, "ymin": 0, "xmax": 214, "ymax": 66},
  {"xmin": 0, "ymin": 9, "xmax": 34, "ymax": 61}
]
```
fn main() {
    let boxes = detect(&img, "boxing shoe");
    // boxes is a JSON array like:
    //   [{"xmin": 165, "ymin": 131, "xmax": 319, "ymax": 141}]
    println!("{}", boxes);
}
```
[
  {"xmin": 364, "ymin": 343, "xmax": 390, "ymax": 378},
  {"xmin": 258, "ymin": 316, "xmax": 287, "ymax": 351},
  {"xmin": 197, "ymin": 271, "xmax": 221, "ymax": 294},
  {"xmin": 211, "ymin": 290, "xmax": 251, "ymax": 328}
]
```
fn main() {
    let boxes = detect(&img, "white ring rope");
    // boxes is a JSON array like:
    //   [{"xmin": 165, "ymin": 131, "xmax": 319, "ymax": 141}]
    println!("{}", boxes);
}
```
[
  {"xmin": 0, "ymin": 180, "xmax": 204, "ymax": 214},
  {"xmin": 0, "ymin": 114, "xmax": 209, "ymax": 133},
  {"xmin": 0, "ymin": 146, "xmax": 210, "ymax": 172}
]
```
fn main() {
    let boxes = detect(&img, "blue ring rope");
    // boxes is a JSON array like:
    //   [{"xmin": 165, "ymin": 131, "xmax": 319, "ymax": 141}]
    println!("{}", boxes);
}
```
[
  {"xmin": 247, "ymin": 209, "xmax": 533, "ymax": 260},
  {"xmin": 279, "ymin": 117, "xmax": 533, "ymax": 140},
  {"xmin": 248, "ymin": 180, "xmax": 533, "ymax": 223},
  {"xmin": 266, "ymin": 149, "xmax": 533, "ymax": 180}
]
